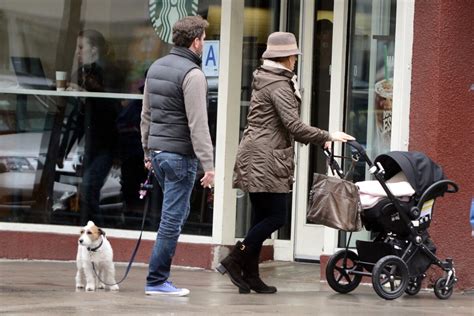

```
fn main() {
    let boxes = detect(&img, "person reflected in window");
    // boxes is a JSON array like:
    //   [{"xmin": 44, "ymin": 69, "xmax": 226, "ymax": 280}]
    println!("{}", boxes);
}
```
[
  {"xmin": 217, "ymin": 32, "xmax": 355, "ymax": 294},
  {"xmin": 116, "ymin": 72, "xmax": 147, "ymax": 224},
  {"xmin": 57, "ymin": 29, "xmax": 122, "ymax": 226}
]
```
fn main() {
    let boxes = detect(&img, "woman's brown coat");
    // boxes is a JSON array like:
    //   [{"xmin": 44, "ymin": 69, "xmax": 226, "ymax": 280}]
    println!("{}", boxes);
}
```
[{"xmin": 233, "ymin": 65, "xmax": 331, "ymax": 193}]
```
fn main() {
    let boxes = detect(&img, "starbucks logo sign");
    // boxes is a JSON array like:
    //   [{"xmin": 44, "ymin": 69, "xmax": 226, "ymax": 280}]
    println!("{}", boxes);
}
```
[{"xmin": 149, "ymin": 0, "xmax": 199, "ymax": 44}]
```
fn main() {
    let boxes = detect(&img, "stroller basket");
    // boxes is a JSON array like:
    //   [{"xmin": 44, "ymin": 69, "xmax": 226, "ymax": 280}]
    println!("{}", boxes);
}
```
[
  {"xmin": 356, "ymin": 240, "xmax": 396, "ymax": 266},
  {"xmin": 356, "ymin": 237, "xmax": 435, "ymax": 276}
]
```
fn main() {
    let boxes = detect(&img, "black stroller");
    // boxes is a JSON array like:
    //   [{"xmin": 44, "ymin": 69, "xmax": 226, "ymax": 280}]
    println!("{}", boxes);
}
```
[{"xmin": 324, "ymin": 140, "xmax": 459, "ymax": 300}]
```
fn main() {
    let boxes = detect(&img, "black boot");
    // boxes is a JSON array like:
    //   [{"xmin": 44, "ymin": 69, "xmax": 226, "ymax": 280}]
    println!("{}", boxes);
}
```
[
  {"xmin": 241, "ymin": 251, "xmax": 277, "ymax": 294},
  {"xmin": 216, "ymin": 241, "xmax": 250, "ymax": 293}
]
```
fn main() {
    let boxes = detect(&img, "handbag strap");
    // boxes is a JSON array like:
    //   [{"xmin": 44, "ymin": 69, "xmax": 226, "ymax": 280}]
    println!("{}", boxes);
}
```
[
  {"xmin": 323, "ymin": 143, "xmax": 357, "ymax": 181},
  {"xmin": 324, "ymin": 143, "xmax": 344, "ymax": 178},
  {"xmin": 343, "ymin": 157, "xmax": 357, "ymax": 181}
]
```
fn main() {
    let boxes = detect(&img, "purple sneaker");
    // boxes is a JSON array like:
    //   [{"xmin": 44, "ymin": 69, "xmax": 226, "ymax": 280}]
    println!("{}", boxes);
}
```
[{"xmin": 145, "ymin": 281, "xmax": 190, "ymax": 296}]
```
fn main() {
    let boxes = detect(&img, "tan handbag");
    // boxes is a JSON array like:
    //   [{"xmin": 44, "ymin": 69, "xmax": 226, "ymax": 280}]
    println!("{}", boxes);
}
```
[{"xmin": 306, "ymin": 173, "xmax": 362, "ymax": 232}]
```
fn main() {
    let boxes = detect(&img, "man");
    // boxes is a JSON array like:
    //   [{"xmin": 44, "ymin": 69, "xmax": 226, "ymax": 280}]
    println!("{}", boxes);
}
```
[{"xmin": 141, "ymin": 16, "xmax": 214, "ymax": 297}]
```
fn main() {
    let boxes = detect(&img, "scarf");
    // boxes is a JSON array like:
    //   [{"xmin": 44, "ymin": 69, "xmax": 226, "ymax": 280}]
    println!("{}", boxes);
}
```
[{"xmin": 263, "ymin": 59, "xmax": 302, "ymax": 100}]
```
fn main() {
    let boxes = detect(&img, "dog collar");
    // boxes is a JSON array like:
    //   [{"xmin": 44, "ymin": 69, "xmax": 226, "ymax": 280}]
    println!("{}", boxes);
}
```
[{"xmin": 87, "ymin": 238, "xmax": 104, "ymax": 252}]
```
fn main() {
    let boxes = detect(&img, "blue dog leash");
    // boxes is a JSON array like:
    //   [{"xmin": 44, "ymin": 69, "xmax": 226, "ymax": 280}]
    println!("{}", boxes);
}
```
[{"xmin": 90, "ymin": 169, "xmax": 154, "ymax": 286}]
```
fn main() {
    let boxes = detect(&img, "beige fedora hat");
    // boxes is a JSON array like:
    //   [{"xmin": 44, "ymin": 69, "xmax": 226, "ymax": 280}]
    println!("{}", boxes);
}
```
[{"xmin": 262, "ymin": 32, "xmax": 301, "ymax": 59}]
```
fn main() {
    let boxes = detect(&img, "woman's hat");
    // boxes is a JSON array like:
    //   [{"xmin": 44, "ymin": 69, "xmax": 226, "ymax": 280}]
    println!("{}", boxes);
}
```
[{"xmin": 262, "ymin": 32, "xmax": 301, "ymax": 59}]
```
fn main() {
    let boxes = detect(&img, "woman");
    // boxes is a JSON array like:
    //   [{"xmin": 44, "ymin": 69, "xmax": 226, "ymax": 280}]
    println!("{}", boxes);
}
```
[
  {"xmin": 58, "ymin": 30, "xmax": 121, "ymax": 226},
  {"xmin": 69, "ymin": 29, "xmax": 120, "ymax": 92},
  {"xmin": 217, "ymin": 32, "xmax": 354, "ymax": 294}
]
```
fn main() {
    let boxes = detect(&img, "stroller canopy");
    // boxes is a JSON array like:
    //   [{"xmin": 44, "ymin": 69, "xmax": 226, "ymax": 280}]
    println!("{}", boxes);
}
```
[{"xmin": 374, "ymin": 151, "xmax": 445, "ymax": 196}]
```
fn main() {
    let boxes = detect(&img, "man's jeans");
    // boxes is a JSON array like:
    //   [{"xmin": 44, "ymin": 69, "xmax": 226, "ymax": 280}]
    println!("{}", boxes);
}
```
[{"xmin": 146, "ymin": 151, "xmax": 197, "ymax": 286}]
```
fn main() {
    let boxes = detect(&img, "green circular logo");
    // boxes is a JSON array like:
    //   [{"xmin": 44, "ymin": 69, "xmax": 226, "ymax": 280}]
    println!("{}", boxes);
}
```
[{"xmin": 149, "ymin": 0, "xmax": 199, "ymax": 44}]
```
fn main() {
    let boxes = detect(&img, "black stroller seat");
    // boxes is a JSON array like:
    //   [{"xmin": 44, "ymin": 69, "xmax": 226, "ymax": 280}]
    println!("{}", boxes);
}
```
[
  {"xmin": 362, "ymin": 197, "xmax": 415, "ymax": 236},
  {"xmin": 360, "ymin": 151, "xmax": 458, "ymax": 236}
]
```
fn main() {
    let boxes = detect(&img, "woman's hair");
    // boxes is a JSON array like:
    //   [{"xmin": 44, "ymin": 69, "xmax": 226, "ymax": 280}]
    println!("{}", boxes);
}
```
[
  {"xmin": 172, "ymin": 16, "xmax": 209, "ymax": 47},
  {"xmin": 78, "ymin": 29, "xmax": 108, "ymax": 59},
  {"xmin": 266, "ymin": 56, "xmax": 290, "ymax": 63}
]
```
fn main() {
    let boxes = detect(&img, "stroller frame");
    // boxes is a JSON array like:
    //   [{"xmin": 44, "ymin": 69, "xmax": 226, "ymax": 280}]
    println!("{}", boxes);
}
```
[{"xmin": 324, "ymin": 140, "xmax": 459, "ymax": 300}]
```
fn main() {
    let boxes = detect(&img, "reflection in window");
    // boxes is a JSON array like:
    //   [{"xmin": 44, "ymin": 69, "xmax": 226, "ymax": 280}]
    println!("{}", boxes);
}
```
[{"xmin": 0, "ymin": 0, "xmax": 221, "ymax": 236}]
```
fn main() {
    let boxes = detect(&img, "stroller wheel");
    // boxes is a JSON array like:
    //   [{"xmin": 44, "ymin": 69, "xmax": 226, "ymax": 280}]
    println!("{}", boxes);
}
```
[
  {"xmin": 405, "ymin": 276, "xmax": 423, "ymax": 295},
  {"xmin": 326, "ymin": 250, "xmax": 362, "ymax": 294},
  {"xmin": 434, "ymin": 277, "xmax": 453, "ymax": 299},
  {"xmin": 372, "ymin": 255, "xmax": 409, "ymax": 300}
]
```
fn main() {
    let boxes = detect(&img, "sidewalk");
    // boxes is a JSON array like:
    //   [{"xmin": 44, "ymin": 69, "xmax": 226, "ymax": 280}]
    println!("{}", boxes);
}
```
[{"xmin": 1, "ymin": 260, "xmax": 473, "ymax": 315}]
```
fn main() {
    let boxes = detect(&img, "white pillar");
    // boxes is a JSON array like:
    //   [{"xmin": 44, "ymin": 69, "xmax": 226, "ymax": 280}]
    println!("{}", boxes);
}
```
[
  {"xmin": 323, "ymin": 0, "xmax": 350, "ymax": 256},
  {"xmin": 212, "ymin": 0, "xmax": 244, "ymax": 257},
  {"xmin": 391, "ymin": 0, "xmax": 414, "ymax": 151}
]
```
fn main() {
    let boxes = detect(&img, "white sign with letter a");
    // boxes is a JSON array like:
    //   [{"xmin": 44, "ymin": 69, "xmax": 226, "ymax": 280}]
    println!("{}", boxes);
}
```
[{"xmin": 203, "ymin": 40, "xmax": 219, "ymax": 77}]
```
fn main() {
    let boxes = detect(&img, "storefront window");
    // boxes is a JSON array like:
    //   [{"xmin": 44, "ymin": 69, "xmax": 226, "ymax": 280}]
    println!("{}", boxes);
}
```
[
  {"xmin": 340, "ymin": 0, "xmax": 396, "ymax": 246},
  {"xmin": 0, "ymin": 0, "xmax": 221, "ymax": 236},
  {"xmin": 235, "ymin": 0, "xmax": 281, "ymax": 238}
]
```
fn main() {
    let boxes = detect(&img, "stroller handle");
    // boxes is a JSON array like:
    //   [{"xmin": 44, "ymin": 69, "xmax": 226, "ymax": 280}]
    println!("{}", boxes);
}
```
[
  {"xmin": 416, "ymin": 179, "xmax": 459, "ymax": 209},
  {"xmin": 323, "ymin": 140, "xmax": 374, "ymax": 167},
  {"xmin": 445, "ymin": 180, "xmax": 459, "ymax": 193}
]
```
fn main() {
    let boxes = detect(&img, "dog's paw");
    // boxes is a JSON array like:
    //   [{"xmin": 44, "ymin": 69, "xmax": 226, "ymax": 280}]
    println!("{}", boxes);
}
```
[
  {"xmin": 85, "ymin": 285, "xmax": 96, "ymax": 292},
  {"xmin": 98, "ymin": 283, "xmax": 105, "ymax": 289},
  {"xmin": 76, "ymin": 284, "xmax": 84, "ymax": 289},
  {"xmin": 109, "ymin": 285, "xmax": 119, "ymax": 292}
]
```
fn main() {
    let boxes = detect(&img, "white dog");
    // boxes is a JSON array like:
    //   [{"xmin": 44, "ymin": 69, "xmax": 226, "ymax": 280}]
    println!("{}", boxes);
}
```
[{"xmin": 75, "ymin": 221, "xmax": 119, "ymax": 291}]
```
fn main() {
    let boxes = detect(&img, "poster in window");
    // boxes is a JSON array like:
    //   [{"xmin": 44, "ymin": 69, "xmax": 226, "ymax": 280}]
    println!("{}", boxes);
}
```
[{"xmin": 372, "ymin": 38, "xmax": 394, "ymax": 158}]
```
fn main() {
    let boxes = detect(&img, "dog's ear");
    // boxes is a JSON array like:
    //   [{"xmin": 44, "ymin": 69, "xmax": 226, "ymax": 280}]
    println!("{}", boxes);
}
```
[{"xmin": 98, "ymin": 228, "xmax": 106, "ymax": 236}]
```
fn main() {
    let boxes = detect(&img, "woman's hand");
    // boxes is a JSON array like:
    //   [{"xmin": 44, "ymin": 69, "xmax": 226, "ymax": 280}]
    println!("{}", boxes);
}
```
[
  {"xmin": 66, "ymin": 83, "xmax": 84, "ymax": 91},
  {"xmin": 330, "ymin": 131, "xmax": 355, "ymax": 142},
  {"xmin": 325, "ymin": 132, "xmax": 355, "ymax": 148}
]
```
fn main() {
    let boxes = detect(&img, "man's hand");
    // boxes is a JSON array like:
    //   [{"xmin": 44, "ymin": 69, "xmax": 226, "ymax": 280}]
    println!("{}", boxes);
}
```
[
  {"xmin": 144, "ymin": 157, "xmax": 152, "ymax": 170},
  {"xmin": 200, "ymin": 170, "xmax": 215, "ymax": 189}
]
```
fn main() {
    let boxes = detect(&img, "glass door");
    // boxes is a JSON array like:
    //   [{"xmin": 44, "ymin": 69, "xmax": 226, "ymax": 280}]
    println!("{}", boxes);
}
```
[
  {"xmin": 341, "ymin": 0, "xmax": 397, "ymax": 246},
  {"xmin": 294, "ymin": 0, "xmax": 335, "ymax": 261}
]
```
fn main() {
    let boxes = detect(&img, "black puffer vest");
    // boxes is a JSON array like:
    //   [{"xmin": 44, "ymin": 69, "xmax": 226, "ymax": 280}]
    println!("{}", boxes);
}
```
[{"xmin": 146, "ymin": 47, "xmax": 202, "ymax": 156}]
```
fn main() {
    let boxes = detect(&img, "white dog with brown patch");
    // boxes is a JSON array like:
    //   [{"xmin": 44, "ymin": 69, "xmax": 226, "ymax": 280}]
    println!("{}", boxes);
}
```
[{"xmin": 76, "ymin": 221, "xmax": 119, "ymax": 291}]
